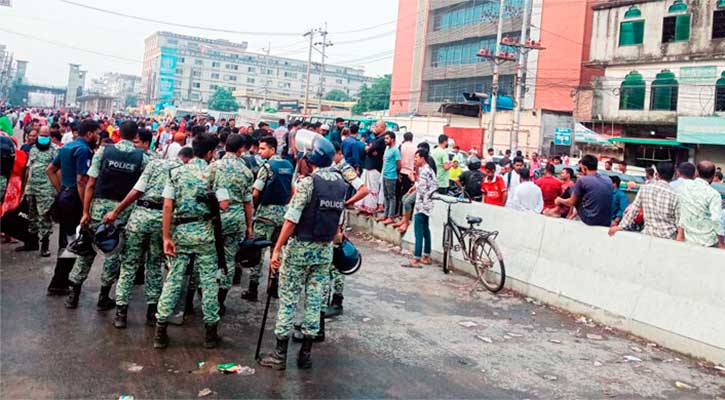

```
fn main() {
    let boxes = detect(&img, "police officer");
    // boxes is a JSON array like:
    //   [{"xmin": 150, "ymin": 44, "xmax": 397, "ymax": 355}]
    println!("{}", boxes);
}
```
[
  {"xmin": 259, "ymin": 135, "xmax": 347, "ymax": 370},
  {"xmin": 19, "ymin": 126, "xmax": 59, "ymax": 257},
  {"xmin": 207, "ymin": 133, "xmax": 254, "ymax": 315},
  {"xmin": 154, "ymin": 133, "xmax": 221, "ymax": 349},
  {"xmin": 46, "ymin": 120, "xmax": 99, "ymax": 296},
  {"xmin": 65, "ymin": 120, "xmax": 148, "ymax": 310},
  {"xmin": 103, "ymin": 146, "xmax": 184, "ymax": 328},
  {"xmin": 241, "ymin": 135, "xmax": 294, "ymax": 302}
]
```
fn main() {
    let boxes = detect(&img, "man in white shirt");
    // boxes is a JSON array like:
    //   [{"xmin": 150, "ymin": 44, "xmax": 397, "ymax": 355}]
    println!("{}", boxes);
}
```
[
  {"xmin": 503, "ymin": 156, "xmax": 524, "ymax": 205},
  {"xmin": 164, "ymin": 132, "xmax": 186, "ymax": 160},
  {"xmin": 272, "ymin": 119, "xmax": 288, "ymax": 154},
  {"xmin": 507, "ymin": 168, "xmax": 543, "ymax": 213},
  {"xmin": 60, "ymin": 122, "xmax": 74, "ymax": 145}
]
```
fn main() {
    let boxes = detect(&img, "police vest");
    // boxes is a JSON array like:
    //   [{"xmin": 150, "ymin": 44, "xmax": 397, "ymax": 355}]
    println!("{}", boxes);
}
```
[
  {"xmin": 242, "ymin": 155, "xmax": 260, "ymax": 177},
  {"xmin": 94, "ymin": 145, "xmax": 144, "ymax": 201},
  {"xmin": 259, "ymin": 159, "xmax": 294, "ymax": 206},
  {"xmin": 295, "ymin": 173, "xmax": 347, "ymax": 242}
]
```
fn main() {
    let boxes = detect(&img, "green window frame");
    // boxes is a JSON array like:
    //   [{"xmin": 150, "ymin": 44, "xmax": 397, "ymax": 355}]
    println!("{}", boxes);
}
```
[
  {"xmin": 662, "ymin": 1, "xmax": 690, "ymax": 42},
  {"xmin": 716, "ymin": 72, "xmax": 725, "ymax": 112},
  {"xmin": 619, "ymin": 7, "xmax": 644, "ymax": 46},
  {"xmin": 650, "ymin": 69, "xmax": 679, "ymax": 111},
  {"xmin": 619, "ymin": 71, "xmax": 646, "ymax": 110}
]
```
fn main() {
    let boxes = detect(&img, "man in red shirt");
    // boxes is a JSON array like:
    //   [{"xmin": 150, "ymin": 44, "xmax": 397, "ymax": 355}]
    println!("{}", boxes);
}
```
[
  {"xmin": 536, "ymin": 163, "xmax": 562, "ymax": 211},
  {"xmin": 481, "ymin": 161, "xmax": 507, "ymax": 206}
]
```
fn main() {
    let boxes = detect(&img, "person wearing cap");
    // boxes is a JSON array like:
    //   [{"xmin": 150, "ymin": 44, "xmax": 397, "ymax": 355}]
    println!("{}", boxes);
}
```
[
  {"xmin": 319, "ymin": 124, "xmax": 330, "ymax": 137},
  {"xmin": 164, "ymin": 131, "xmax": 186, "ymax": 160}
]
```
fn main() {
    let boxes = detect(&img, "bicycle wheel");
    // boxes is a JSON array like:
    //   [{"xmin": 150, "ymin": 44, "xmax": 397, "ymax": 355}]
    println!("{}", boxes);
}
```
[
  {"xmin": 471, "ymin": 236, "xmax": 505, "ymax": 293},
  {"xmin": 442, "ymin": 224, "xmax": 452, "ymax": 274}
]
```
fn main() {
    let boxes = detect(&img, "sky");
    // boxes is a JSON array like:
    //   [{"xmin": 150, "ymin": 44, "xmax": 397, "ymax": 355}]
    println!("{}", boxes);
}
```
[{"xmin": 0, "ymin": 0, "xmax": 398, "ymax": 87}]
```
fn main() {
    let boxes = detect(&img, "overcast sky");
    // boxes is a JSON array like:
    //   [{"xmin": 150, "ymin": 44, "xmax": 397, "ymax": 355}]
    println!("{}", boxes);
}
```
[{"xmin": 0, "ymin": 0, "xmax": 398, "ymax": 87}]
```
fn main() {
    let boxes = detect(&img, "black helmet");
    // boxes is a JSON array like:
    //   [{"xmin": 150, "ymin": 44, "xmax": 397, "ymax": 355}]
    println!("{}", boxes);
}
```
[
  {"xmin": 333, "ymin": 238, "xmax": 362, "ymax": 275},
  {"xmin": 67, "ymin": 226, "xmax": 96, "ymax": 257},
  {"xmin": 93, "ymin": 221, "xmax": 124, "ymax": 255},
  {"xmin": 304, "ymin": 135, "xmax": 335, "ymax": 168},
  {"xmin": 236, "ymin": 237, "xmax": 274, "ymax": 269},
  {"xmin": 467, "ymin": 156, "xmax": 481, "ymax": 171}
]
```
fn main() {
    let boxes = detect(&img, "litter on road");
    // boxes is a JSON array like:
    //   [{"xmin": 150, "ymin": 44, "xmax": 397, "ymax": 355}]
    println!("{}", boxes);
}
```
[
  {"xmin": 459, "ymin": 321, "xmax": 478, "ymax": 328},
  {"xmin": 198, "ymin": 388, "xmax": 213, "ymax": 397}
]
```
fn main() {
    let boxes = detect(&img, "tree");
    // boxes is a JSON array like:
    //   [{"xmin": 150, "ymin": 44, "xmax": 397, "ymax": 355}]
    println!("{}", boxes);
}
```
[
  {"xmin": 207, "ymin": 88, "xmax": 239, "ymax": 111},
  {"xmin": 324, "ymin": 89, "xmax": 351, "ymax": 102},
  {"xmin": 352, "ymin": 74, "xmax": 391, "ymax": 114},
  {"xmin": 124, "ymin": 95, "xmax": 138, "ymax": 108}
]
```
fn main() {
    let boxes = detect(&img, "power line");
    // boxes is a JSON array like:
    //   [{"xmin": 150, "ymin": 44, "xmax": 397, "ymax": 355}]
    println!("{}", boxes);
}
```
[{"xmin": 332, "ymin": 20, "xmax": 396, "ymax": 34}]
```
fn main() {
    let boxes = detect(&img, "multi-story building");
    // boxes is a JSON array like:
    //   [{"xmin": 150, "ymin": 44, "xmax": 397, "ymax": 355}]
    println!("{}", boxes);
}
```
[
  {"xmin": 90, "ymin": 72, "xmax": 142, "ymax": 109},
  {"xmin": 66, "ymin": 64, "xmax": 86, "ymax": 107},
  {"xmin": 141, "ymin": 31, "xmax": 373, "ymax": 110},
  {"xmin": 583, "ymin": 0, "xmax": 725, "ymax": 166}
]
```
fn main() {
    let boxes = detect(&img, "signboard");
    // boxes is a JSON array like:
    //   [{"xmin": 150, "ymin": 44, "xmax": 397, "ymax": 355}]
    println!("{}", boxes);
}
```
[
  {"xmin": 554, "ymin": 127, "xmax": 572, "ymax": 146},
  {"xmin": 680, "ymin": 66, "xmax": 717, "ymax": 82},
  {"xmin": 158, "ymin": 77, "xmax": 175, "ymax": 101},
  {"xmin": 677, "ymin": 116, "xmax": 725, "ymax": 145},
  {"xmin": 159, "ymin": 47, "xmax": 178, "ymax": 76},
  {"xmin": 278, "ymin": 101, "xmax": 300, "ymax": 112}
]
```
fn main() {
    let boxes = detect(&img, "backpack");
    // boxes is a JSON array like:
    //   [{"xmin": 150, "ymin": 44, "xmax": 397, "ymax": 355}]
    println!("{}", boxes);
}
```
[
  {"xmin": 259, "ymin": 159, "xmax": 294, "ymax": 206},
  {"xmin": 242, "ymin": 155, "xmax": 260, "ymax": 177},
  {"xmin": 464, "ymin": 170, "xmax": 484, "ymax": 199}
]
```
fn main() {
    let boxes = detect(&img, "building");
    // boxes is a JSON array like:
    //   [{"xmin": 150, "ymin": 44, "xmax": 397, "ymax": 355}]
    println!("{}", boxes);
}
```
[
  {"xmin": 78, "ymin": 94, "xmax": 115, "ymax": 115},
  {"xmin": 66, "ymin": 64, "xmax": 86, "ymax": 107},
  {"xmin": 141, "ymin": 31, "xmax": 373, "ymax": 110},
  {"xmin": 583, "ymin": 0, "xmax": 725, "ymax": 166},
  {"xmin": 90, "ymin": 72, "xmax": 141, "ymax": 109}
]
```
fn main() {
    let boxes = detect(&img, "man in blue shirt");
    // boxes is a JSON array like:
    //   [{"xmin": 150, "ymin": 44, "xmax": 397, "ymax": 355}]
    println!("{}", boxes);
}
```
[
  {"xmin": 610, "ymin": 175, "xmax": 629, "ymax": 227},
  {"xmin": 378, "ymin": 131, "xmax": 401, "ymax": 225},
  {"xmin": 45, "ymin": 119, "xmax": 100, "ymax": 295},
  {"xmin": 555, "ymin": 155, "xmax": 613, "ymax": 227},
  {"xmin": 341, "ymin": 126, "xmax": 362, "ymax": 171}
]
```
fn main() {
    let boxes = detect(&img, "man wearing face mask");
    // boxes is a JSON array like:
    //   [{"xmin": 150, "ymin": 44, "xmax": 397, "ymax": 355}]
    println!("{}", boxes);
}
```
[
  {"xmin": 17, "ymin": 126, "xmax": 59, "ymax": 256},
  {"xmin": 46, "ymin": 119, "xmax": 99, "ymax": 296}
]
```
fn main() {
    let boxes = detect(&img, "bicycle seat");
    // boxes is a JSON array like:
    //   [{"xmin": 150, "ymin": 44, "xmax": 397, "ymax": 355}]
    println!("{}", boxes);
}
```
[{"xmin": 466, "ymin": 216, "xmax": 482, "ymax": 225}]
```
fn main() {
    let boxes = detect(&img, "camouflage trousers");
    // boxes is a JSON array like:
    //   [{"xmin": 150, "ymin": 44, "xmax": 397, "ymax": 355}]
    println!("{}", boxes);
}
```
[
  {"xmin": 248, "ymin": 220, "xmax": 279, "ymax": 282},
  {"xmin": 115, "ymin": 218, "xmax": 165, "ymax": 306},
  {"xmin": 156, "ymin": 245, "xmax": 220, "ymax": 325},
  {"xmin": 321, "ymin": 266, "xmax": 345, "ymax": 313},
  {"xmin": 69, "ymin": 218, "xmax": 124, "ymax": 287},
  {"xmin": 219, "ymin": 231, "xmax": 243, "ymax": 290},
  {"xmin": 26, "ymin": 194, "xmax": 54, "ymax": 238},
  {"xmin": 273, "ymin": 259, "xmax": 330, "ymax": 337}
]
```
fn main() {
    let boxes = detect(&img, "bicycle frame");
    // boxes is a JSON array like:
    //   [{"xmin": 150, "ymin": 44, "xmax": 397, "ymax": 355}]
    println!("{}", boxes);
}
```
[{"xmin": 442, "ymin": 202, "xmax": 478, "ymax": 262}]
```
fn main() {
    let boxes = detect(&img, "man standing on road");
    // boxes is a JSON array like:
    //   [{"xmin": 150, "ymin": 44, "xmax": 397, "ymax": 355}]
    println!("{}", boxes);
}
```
[
  {"xmin": 377, "ymin": 131, "xmax": 400, "ymax": 225},
  {"xmin": 676, "ymin": 161, "xmax": 724, "ymax": 248},
  {"xmin": 555, "ymin": 155, "xmax": 612, "ymax": 227},
  {"xmin": 65, "ymin": 121, "xmax": 148, "ymax": 310},
  {"xmin": 609, "ymin": 162, "xmax": 679, "ymax": 239},
  {"xmin": 431, "ymin": 134, "xmax": 452, "ymax": 195},
  {"xmin": 154, "ymin": 133, "xmax": 221, "ymax": 349},
  {"xmin": 46, "ymin": 120, "xmax": 98, "ymax": 296},
  {"xmin": 356, "ymin": 121, "xmax": 386, "ymax": 214}
]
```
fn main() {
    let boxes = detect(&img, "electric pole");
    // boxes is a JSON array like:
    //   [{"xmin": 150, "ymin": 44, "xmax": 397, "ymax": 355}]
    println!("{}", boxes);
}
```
[
  {"xmin": 316, "ymin": 22, "xmax": 332, "ymax": 113},
  {"xmin": 259, "ymin": 42, "xmax": 271, "ymax": 120},
  {"xmin": 487, "ymin": 0, "xmax": 507, "ymax": 151},
  {"xmin": 303, "ymin": 28, "xmax": 316, "ymax": 115}
]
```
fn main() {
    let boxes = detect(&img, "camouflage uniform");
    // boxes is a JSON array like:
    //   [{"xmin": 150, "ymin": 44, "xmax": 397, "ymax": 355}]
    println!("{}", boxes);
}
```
[
  {"xmin": 156, "ymin": 158, "xmax": 220, "ymax": 325},
  {"xmin": 115, "ymin": 157, "xmax": 181, "ymax": 306},
  {"xmin": 25, "ymin": 144, "xmax": 59, "ymax": 239},
  {"xmin": 208, "ymin": 153, "xmax": 254, "ymax": 290},
  {"xmin": 69, "ymin": 140, "xmax": 149, "ymax": 286},
  {"xmin": 250, "ymin": 155, "xmax": 287, "ymax": 283},
  {"xmin": 274, "ymin": 167, "xmax": 345, "ymax": 337}
]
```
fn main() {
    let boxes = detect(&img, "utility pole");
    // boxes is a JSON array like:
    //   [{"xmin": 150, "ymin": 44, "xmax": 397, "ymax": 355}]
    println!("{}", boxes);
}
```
[
  {"xmin": 486, "ymin": 0, "xmax": 507, "ymax": 152},
  {"xmin": 510, "ymin": 0, "xmax": 531, "ymax": 154},
  {"xmin": 303, "ymin": 28, "xmax": 316, "ymax": 115},
  {"xmin": 316, "ymin": 22, "xmax": 332, "ymax": 113},
  {"xmin": 259, "ymin": 42, "xmax": 271, "ymax": 120}
]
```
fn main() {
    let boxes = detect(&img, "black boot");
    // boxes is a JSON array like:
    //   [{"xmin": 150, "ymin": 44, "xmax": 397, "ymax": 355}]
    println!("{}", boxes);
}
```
[
  {"xmin": 65, "ymin": 283, "xmax": 82, "ymax": 309},
  {"xmin": 297, "ymin": 335, "xmax": 314, "ymax": 369},
  {"xmin": 325, "ymin": 294, "xmax": 344, "ymax": 318},
  {"xmin": 146, "ymin": 303, "xmax": 157, "ymax": 326},
  {"xmin": 47, "ymin": 258, "xmax": 74, "ymax": 296},
  {"xmin": 153, "ymin": 322, "xmax": 169, "ymax": 349},
  {"xmin": 15, "ymin": 235, "xmax": 39, "ymax": 252},
  {"xmin": 292, "ymin": 314, "xmax": 325, "ymax": 343},
  {"xmin": 232, "ymin": 267, "xmax": 242, "ymax": 285},
  {"xmin": 203, "ymin": 323, "xmax": 221, "ymax": 348},
  {"xmin": 258, "ymin": 335, "xmax": 289, "ymax": 370},
  {"xmin": 240, "ymin": 280, "xmax": 258, "ymax": 302},
  {"xmin": 40, "ymin": 236, "xmax": 51, "ymax": 257},
  {"xmin": 97, "ymin": 285, "xmax": 116, "ymax": 311},
  {"xmin": 113, "ymin": 305, "xmax": 128, "ymax": 329},
  {"xmin": 218, "ymin": 288, "xmax": 229, "ymax": 317}
]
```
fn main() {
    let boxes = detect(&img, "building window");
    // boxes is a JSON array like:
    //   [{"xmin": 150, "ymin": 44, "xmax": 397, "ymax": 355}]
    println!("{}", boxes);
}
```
[
  {"xmin": 716, "ymin": 72, "xmax": 725, "ymax": 112},
  {"xmin": 650, "ymin": 69, "xmax": 678, "ymax": 111},
  {"xmin": 283, "ymin": 71, "xmax": 297, "ymax": 78},
  {"xmin": 194, "ymin": 59, "xmax": 204, "ymax": 66},
  {"xmin": 431, "ymin": 33, "xmax": 518, "ymax": 67},
  {"xmin": 336, "ymin": 79, "xmax": 343, "ymax": 84},
  {"xmin": 192, "ymin": 70, "xmax": 202, "ymax": 77},
  {"xmin": 433, "ymin": 0, "xmax": 524, "ymax": 32},
  {"xmin": 278, "ymin": 82, "xmax": 291, "ymax": 89},
  {"xmin": 190, "ymin": 92, "xmax": 200, "ymax": 100},
  {"xmin": 247, "ymin": 77, "xmax": 255, "ymax": 84},
  {"xmin": 211, "ymin": 73, "xmax": 220, "ymax": 79},
  {"xmin": 619, "ymin": 6, "xmax": 645, "ymax": 46},
  {"xmin": 265, "ymin": 69, "xmax": 274, "ymax": 75},
  {"xmin": 228, "ymin": 87, "xmax": 235, "ymax": 92},
  {"xmin": 662, "ymin": 0, "xmax": 690, "ymax": 43},
  {"xmin": 224, "ymin": 75, "xmax": 237, "ymax": 81},
  {"xmin": 179, "ymin": 57, "xmax": 185, "ymax": 63},
  {"xmin": 175, "ymin": 68, "xmax": 183, "ymax": 74},
  {"xmin": 248, "ymin": 67, "xmax": 256, "ymax": 73},
  {"xmin": 424, "ymin": 75, "xmax": 514, "ymax": 102},
  {"xmin": 714, "ymin": 10, "xmax": 725, "ymax": 39},
  {"xmin": 619, "ymin": 71, "xmax": 646, "ymax": 110},
  {"xmin": 225, "ymin": 64, "xmax": 239, "ymax": 70},
  {"xmin": 212, "ymin": 61, "xmax": 220, "ymax": 68},
  {"xmin": 192, "ymin": 82, "xmax": 201, "ymax": 89},
  {"xmin": 210, "ymin": 84, "xmax": 218, "ymax": 91}
]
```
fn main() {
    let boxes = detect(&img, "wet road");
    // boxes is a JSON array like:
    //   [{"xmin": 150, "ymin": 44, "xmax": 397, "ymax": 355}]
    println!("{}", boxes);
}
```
[{"xmin": 1, "ymin": 231, "xmax": 724, "ymax": 399}]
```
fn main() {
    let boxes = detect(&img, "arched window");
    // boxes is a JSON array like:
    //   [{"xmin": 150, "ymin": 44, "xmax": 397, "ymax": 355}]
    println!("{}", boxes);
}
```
[
  {"xmin": 650, "ymin": 69, "xmax": 678, "ymax": 111},
  {"xmin": 619, "ymin": 71, "xmax": 646, "ymax": 110},
  {"xmin": 620, "ymin": 6, "xmax": 645, "ymax": 46},
  {"xmin": 716, "ymin": 71, "xmax": 725, "ymax": 112},
  {"xmin": 662, "ymin": 0, "xmax": 690, "ymax": 43}
]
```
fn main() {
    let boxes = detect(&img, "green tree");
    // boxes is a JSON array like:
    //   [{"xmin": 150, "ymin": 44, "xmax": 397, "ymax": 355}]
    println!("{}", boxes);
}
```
[
  {"xmin": 207, "ymin": 88, "xmax": 239, "ymax": 111},
  {"xmin": 324, "ymin": 89, "xmax": 351, "ymax": 102},
  {"xmin": 124, "ymin": 95, "xmax": 138, "ymax": 108},
  {"xmin": 352, "ymin": 74, "xmax": 391, "ymax": 114}
]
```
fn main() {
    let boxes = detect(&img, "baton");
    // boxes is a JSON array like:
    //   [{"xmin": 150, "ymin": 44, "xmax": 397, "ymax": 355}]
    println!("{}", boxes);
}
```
[{"xmin": 255, "ymin": 271, "xmax": 279, "ymax": 361}]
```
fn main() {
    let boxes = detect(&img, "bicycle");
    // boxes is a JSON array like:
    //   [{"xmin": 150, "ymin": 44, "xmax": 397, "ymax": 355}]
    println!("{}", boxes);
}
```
[{"xmin": 433, "ymin": 194, "xmax": 506, "ymax": 293}]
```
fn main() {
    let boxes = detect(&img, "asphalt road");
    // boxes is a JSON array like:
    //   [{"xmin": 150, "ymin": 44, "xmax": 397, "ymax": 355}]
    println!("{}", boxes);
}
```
[{"xmin": 1, "ymin": 230, "xmax": 724, "ymax": 399}]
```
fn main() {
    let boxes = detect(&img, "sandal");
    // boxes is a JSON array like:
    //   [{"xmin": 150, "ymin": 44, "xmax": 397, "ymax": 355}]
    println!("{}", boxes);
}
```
[{"xmin": 401, "ymin": 262, "xmax": 423, "ymax": 269}]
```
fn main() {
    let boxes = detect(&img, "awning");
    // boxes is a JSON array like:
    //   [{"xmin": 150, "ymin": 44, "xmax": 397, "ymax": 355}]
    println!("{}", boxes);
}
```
[
  {"xmin": 574, "ymin": 123, "xmax": 616, "ymax": 146},
  {"xmin": 608, "ymin": 137, "xmax": 683, "ymax": 146}
]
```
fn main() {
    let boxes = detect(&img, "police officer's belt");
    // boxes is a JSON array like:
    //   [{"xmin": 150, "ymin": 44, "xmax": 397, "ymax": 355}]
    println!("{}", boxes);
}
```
[
  {"xmin": 174, "ymin": 215, "xmax": 211, "ymax": 225},
  {"xmin": 136, "ymin": 199, "xmax": 163, "ymax": 210}
]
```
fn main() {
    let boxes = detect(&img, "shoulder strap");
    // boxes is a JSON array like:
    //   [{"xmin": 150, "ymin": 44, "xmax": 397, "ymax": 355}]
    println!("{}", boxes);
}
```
[{"xmin": 506, "ymin": 172, "xmax": 512, "ymax": 188}]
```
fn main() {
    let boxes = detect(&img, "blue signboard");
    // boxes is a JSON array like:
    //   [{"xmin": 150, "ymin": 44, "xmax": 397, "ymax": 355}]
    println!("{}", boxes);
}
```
[
  {"xmin": 554, "ymin": 127, "xmax": 572, "ymax": 146},
  {"xmin": 158, "ymin": 77, "xmax": 175, "ymax": 101},
  {"xmin": 159, "ymin": 47, "xmax": 177, "ymax": 76}
]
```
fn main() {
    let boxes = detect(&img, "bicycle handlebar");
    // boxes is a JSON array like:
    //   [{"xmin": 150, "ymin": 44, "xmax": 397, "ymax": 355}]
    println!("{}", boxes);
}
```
[{"xmin": 431, "ymin": 193, "xmax": 472, "ymax": 204}]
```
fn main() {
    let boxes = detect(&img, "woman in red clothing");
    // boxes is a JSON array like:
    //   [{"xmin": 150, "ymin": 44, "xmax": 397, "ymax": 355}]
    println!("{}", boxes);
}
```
[{"xmin": 480, "ymin": 161, "xmax": 507, "ymax": 206}]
